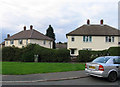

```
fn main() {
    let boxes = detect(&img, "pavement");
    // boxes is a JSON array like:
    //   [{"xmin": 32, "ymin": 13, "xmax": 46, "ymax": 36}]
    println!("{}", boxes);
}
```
[{"xmin": 2, "ymin": 70, "xmax": 88, "ymax": 82}]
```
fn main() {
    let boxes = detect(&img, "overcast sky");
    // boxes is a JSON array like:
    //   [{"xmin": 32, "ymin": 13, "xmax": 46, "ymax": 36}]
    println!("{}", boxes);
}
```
[{"xmin": 0, "ymin": 0, "xmax": 119, "ymax": 43}]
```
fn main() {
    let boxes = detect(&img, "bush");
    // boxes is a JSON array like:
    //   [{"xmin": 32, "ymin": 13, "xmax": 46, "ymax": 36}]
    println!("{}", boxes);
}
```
[
  {"xmin": 77, "ymin": 50, "xmax": 91, "ymax": 62},
  {"xmin": 77, "ymin": 50, "xmax": 108, "ymax": 62},
  {"xmin": 2, "ymin": 44, "xmax": 71, "ymax": 62},
  {"xmin": 2, "ymin": 47, "xmax": 22, "ymax": 61},
  {"xmin": 108, "ymin": 47, "xmax": 120, "ymax": 56},
  {"xmin": 32, "ymin": 44, "xmax": 71, "ymax": 62}
]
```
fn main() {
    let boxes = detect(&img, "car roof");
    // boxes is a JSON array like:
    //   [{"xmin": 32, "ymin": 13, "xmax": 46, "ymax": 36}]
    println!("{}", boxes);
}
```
[{"xmin": 100, "ymin": 56, "xmax": 120, "ymax": 59}]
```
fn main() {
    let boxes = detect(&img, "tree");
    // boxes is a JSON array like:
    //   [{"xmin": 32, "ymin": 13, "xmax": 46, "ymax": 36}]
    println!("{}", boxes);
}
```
[{"xmin": 46, "ymin": 25, "xmax": 56, "ymax": 49}]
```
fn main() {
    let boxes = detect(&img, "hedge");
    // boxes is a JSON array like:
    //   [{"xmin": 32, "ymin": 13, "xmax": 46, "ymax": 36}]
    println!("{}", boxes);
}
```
[
  {"xmin": 108, "ymin": 47, "xmax": 120, "ymax": 56},
  {"xmin": 2, "ymin": 44, "xmax": 71, "ymax": 62},
  {"xmin": 77, "ymin": 46, "xmax": 120, "ymax": 62}
]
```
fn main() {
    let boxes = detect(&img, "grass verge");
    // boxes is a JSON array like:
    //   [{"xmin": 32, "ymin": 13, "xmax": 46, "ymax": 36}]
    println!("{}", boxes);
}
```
[{"xmin": 2, "ymin": 62, "xmax": 85, "ymax": 75}]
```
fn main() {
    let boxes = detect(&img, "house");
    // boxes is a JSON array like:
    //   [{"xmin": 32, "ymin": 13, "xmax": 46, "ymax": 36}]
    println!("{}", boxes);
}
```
[
  {"xmin": 0, "ymin": 41, "xmax": 5, "ymax": 48},
  {"xmin": 4, "ymin": 25, "xmax": 54, "ymax": 48},
  {"xmin": 56, "ymin": 42, "xmax": 67, "ymax": 49},
  {"xmin": 66, "ymin": 19, "xmax": 120, "ymax": 56}
]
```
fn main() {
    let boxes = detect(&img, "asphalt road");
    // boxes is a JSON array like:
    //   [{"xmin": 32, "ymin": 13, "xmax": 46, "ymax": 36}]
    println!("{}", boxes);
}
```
[{"xmin": 2, "ymin": 76, "xmax": 120, "ymax": 85}]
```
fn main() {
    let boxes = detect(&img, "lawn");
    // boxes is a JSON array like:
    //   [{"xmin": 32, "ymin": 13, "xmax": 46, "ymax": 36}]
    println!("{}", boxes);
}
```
[{"xmin": 2, "ymin": 62, "xmax": 85, "ymax": 75}]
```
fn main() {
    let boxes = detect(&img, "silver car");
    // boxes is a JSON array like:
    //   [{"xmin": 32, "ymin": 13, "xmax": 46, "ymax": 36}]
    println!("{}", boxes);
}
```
[{"xmin": 85, "ymin": 56, "xmax": 120, "ymax": 82}]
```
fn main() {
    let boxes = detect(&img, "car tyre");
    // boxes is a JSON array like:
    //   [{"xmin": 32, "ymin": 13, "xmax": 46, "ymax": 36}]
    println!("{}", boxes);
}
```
[{"xmin": 107, "ymin": 72, "xmax": 117, "ymax": 82}]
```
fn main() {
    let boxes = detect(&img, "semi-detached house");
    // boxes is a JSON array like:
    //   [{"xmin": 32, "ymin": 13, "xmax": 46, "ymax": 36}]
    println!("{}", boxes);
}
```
[
  {"xmin": 4, "ymin": 25, "xmax": 54, "ymax": 48},
  {"xmin": 66, "ymin": 20, "xmax": 120, "ymax": 56}
]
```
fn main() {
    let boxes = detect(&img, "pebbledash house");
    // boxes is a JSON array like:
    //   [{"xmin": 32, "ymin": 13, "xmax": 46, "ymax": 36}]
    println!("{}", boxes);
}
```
[
  {"xmin": 4, "ymin": 25, "xmax": 54, "ymax": 48},
  {"xmin": 66, "ymin": 20, "xmax": 120, "ymax": 56}
]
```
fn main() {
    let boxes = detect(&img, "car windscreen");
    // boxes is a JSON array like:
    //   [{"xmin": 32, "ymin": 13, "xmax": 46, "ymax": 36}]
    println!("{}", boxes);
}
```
[{"xmin": 92, "ymin": 57, "xmax": 110, "ymax": 63}]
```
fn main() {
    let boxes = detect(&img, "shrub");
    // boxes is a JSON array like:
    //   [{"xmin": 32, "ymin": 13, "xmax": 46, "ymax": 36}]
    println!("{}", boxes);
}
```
[
  {"xmin": 77, "ymin": 50, "xmax": 108, "ymax": 62},
  {"xmin": 2, "ymin": 47, "xmax": 21, "ymax": 61},
  {"xmin": 33, "ymin": 44, "xmax": 71, "ymax": 62},
  {"xmin": 77, "ymin": 50, "xmax": 91, "ymax": 62},
  {"xmin": 2, "ymin": 44, "xmax": 71, "ymax": 62},
  {"xmin": 108, "ymin": 47, "xmax": 120, "ymax": 56}
]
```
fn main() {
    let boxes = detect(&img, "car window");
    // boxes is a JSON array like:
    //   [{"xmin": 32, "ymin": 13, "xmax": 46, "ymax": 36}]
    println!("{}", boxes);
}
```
[
  {"xmin": 92, "ymin": 57, "xmax": 110, "ymax": 63},
  {"xmin": 113, "ymin": 58, "xmax": 120, "ymax": 64}
]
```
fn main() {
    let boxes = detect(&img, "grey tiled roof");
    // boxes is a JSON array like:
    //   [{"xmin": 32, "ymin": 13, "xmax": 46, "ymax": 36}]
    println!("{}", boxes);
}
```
[
  {"xmin": 66, "ymin": 25, "xmax": 120, "ymax": 36},
  {"xmin": 5, "ymin": 29, "xmax": 54, "ymax": 41}
]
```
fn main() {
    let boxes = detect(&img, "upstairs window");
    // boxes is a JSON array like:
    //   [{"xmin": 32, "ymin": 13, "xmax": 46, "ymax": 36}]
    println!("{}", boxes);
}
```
[
  {"xmin": 26, "ymin": 39, "xmax": 28, "ymax": 45},
  {"xmin": 105, "ymin": 36, "xmax": 114, "ymax": 42},
  {"xmin": 83, "ymin": 36, "xmax": 92, "ymax": 42},
  {"xmin": 19, "ymin": 39, "xmax": 23, "ymax": 44},
  {"xmin": 43, "ymin": 40, "xmax": 46, "ymax": 45},
  {"xmin": 6, "ymin": 41, "xmax": 8, "ymax": 45},
  {"xmin": 71, "ymin": 36, "xmax": 75, "ymax": 42},
  {"xmin": 10, "ymin": 40, "xmax": 14, "ymax": 45}
]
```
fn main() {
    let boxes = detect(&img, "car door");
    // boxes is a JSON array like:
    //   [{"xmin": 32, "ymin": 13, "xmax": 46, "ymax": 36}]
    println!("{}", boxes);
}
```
[{"xmin": 113, "ymin": 57, "xmax": 120, "ymax": 77}]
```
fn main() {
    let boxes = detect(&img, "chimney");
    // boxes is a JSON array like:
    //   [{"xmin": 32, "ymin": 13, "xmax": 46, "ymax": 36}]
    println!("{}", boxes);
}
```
[
  {"xmin": 87, "ymin": 19, "xmax": 90, "ymax": 25},
  {"xmin": 100, "ymin": 19, "xmax": 103, "ymax": 25},
  {"xmin": 7, "ymin": 34, "xmax": 10, "ymax": 38},
  {"xmin": 23, "ymin": 26, "xmax": 26, "ymax": 31},
  {"xmin": 30, "ymin": 25, "xmax": 33, "ymax": 30}
]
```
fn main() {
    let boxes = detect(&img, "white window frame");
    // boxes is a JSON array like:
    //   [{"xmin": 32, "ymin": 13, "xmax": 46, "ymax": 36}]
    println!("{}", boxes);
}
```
[
  {"xmin": 82, "ymin": 48, "xmax": 92, "ymax": 50},
  {"xmin": 43, "ymin": 40, "xmax": 46, "ymax": 45},
  {"xmin": 6, "ymin": 41, "xmax": 8, "ymax": 45},
  {"xmin": 83, "ymin": 36, "xmax": 92, "ymax": 42},
  {"xmin": 71, "ymin": 36, "xmax": 75, "ymax": 42},
  {"xmin": 10, "ymin": 40, "xmax": 14, "ymax": 45},
  {"xmin": 19, "ymin": 39, "xmax": 23, "ymax": 45},
  {"xmin": 26, "ymin": 39, "xmax": 28, "ymax": 45},
  {"xmin": 105, "ymin": 36, "xmax": 114, "ymax": 42}
]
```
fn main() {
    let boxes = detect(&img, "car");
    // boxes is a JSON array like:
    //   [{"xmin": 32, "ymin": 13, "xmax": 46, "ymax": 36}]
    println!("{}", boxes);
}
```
[{"xmin": 85, "ymin": 56, "xmax": 120, "ymax": 82}]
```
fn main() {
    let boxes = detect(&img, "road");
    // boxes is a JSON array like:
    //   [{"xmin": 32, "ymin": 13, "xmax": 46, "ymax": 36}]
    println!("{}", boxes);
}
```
[{"xmin": 2, "ymin": 76, "xmax": 120, "ymax": 85}]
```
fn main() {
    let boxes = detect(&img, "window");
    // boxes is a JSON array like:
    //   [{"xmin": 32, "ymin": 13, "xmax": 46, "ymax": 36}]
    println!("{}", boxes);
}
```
[
  {"xmin": 6, "ymin": 41, "xmax": 8, "ymax": 45},
  {"xmin": 26, "ymin": 39, "xmax": 28, "ymax": 45},
  {"xmin": 83, "ymin": 36, "xmax": 92, "ymax": 42},
  {"xmin": 10, "ymin": 40, "xmax": 14, "ymax": 45},
  {"xmin": 71, "ymin": 49, "xmax": 75, "ymax": 54},
  {"xmin": 82, "ymin": 48, "xmax": 92, "ymax": 50},
  {"xmin": 71, "ymin": 36, "xmax": 75, "ymax": 41},
  {"xmin": 106, "ymin": 36, "xmax": 114, "ymax": 42},
  {"xmin": 19, "ymin": 39, "xmax": 23, "ymax": 44},
  {"xmin": 43, "ymin": 40, "xmax": 46, "ymax": 45},
  {"xmin": 113, "ymin": 58, "xmax": 120, "ymax": 64},
  {"xmin": 92, "ymin": 57, "xmax": 110, "ymax": 63}
]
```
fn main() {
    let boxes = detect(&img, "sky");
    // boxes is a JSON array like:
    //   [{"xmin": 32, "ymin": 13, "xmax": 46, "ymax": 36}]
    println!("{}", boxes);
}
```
[{"xmin": 0, "ymin": 0, "xmax": 119, "ymax": 43}]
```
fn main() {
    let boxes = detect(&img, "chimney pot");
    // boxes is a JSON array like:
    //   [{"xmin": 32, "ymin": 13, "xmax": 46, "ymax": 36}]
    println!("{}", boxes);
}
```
[
  {"xmin": 30, "ymin": 25, "xmax": 33, "ymax": 30},
  {"xmin": 87, "ymin": 19, "xmax": 90, "ymax": 25},
  {"xmin": 100, "ymin": 19, "xmax": 103, "ymax": 25},
  {"xmin": 24, "ymin": 26, "xmax": 26, "ymax": 30},
  {"xmin": 7, "ymin": 34, "xmax": 10, "ymax": 38}
]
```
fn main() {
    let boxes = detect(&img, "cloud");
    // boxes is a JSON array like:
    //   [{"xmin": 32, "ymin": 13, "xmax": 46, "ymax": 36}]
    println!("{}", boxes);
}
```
[{"xmin": 0, "ymin": 0, "xmax": 119, "ymax": 43}]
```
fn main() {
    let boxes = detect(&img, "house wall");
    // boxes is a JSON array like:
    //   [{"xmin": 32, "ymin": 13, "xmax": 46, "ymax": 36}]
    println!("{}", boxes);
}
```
[
  {"xmin": 30, "ymin": 39, "xmax": 53, "ymax": 49},
  {"xmin": 67, "ymin": 36, "xmax": 119, "ymax": 56},
  {"xmin": 5, "ymin": 39, "xmax": 53, "ymax": 49}
]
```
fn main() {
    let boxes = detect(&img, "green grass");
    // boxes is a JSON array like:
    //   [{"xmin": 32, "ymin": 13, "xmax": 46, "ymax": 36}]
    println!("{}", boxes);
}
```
[{"xmin": 2, "ymin": 62, "xmax": 85, "ymax": 75}]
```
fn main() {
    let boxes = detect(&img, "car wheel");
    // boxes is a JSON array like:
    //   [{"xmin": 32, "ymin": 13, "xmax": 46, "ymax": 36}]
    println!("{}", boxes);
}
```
[{"xmin": 107, "ymin": 72, "xmax": 117, "ymax": 82}]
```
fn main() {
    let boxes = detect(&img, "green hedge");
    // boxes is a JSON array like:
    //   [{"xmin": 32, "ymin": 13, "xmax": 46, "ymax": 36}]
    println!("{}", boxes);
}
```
[
  {"xmin": 78, "ymin": 49, "xmax": 108, "ymax": 62},
  {"xmin": 77, "ymin": 46, "xmax": 120, "ymax": 62},
  {"xmin": 2, "ymin": 44, "xmax": 71, "ymax": 62},
  {"xmin": 108, "ymin": 47, "xmax": 120, "ymax": 56},
  {"xmin": 2, "ymin": 47, "xmax": 22, "ymax": 61}
]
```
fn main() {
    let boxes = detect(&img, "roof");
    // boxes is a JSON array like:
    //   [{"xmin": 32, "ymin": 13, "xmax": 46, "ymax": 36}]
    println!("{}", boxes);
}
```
[
  {"xmin": 0, "ymin": 41, "xmax": 5, "ymax": 45},
  {"xmin": 5, "ymin": 29, "xmax": 54, "ymax": 41},
  {"xmin": 56, "ymin": 43, "xmax": 67, "ymax": 49},
  {"xmin": 66, "ymin": 24, "xmax": 120, "ymax": 36}
]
